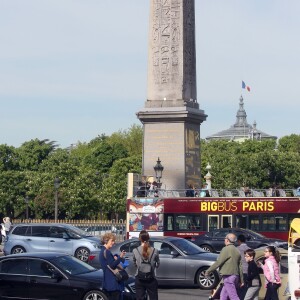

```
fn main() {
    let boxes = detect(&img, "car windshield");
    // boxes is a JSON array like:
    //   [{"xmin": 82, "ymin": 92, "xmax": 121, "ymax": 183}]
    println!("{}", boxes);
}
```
[
  {"xmin": 241, "ymin": 229, "xmax": 266, "ymax": 238},
  {"xmin": 170, "ymin": 238, "xmax": 206, "ymax": 255},
  {"xmin": 51, "ymin": 255, "xmax": 96, "ymax": 275},
  {"xmin": 65, "ymin": 226, "xmax": 92, "ymax": 238}
]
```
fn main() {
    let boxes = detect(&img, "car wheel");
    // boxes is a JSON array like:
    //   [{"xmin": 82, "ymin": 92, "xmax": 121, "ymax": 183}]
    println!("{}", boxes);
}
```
[
  {"xmin": 196, "ymin": 268, "xmax": 219, "ymax": 290},
  {"xmin": 200, "ymin": 245, "xmax": 214, "ymax": 252},
  {"xmin": 75, "ymin": 247, "xmax": 90, "ymax": 262},
  {"xmin": 11, "ymin": 246, "xmax": 26, "ymax": 254},
  {"xmin": 83, "ymin": 290, "xmax": 108, "ymax": 300}
]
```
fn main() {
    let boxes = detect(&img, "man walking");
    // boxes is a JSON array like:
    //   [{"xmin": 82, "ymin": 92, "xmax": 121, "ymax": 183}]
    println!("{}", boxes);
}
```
[
  {"xmin": 205, "ymin": 233, "xmax": 243, "ymax": 300},
  {"xmin": 237, "ymin": 234, "xmax": 250, "ymax": 299}
]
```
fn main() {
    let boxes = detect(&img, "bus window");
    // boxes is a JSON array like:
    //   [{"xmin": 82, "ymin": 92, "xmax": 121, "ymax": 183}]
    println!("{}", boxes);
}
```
[
  {"xmin": 166, "ymin": 215, "xmax": 174, "ymax": 231},
  {"xmin": 262, "ymin": 216, "xmax": 276, "ymax": 231},
  {"xmin": 249, "ymin": 215, "xmax": 260, "ymax": 231},
  {"xmin": 221, "ymin": 215, "xmax": 232, "ymax": 228},
  {"xmin": 236, "ymin": 215, "xmax": 248, "ymax": 228},
  {"xmin": 208, "ymin": 215, "xmax": 219, "ymax": 231}
]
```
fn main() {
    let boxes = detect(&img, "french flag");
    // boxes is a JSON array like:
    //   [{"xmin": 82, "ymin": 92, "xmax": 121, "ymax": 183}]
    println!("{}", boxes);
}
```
[{"xmin": 242, "ymin": 81, "xmax": 250, "ymax": 92}]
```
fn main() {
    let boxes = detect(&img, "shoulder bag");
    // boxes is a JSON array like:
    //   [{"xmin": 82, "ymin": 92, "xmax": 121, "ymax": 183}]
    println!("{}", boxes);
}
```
[{"xmin": 104, "ymin": 250, "xmax": 129, "ymax": 282}]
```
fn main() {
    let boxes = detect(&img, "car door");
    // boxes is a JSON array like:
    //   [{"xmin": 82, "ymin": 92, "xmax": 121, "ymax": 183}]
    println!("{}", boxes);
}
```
[
  {"xmin": 26, "ymin": 226, "xmax": 50, "ymax": 252},
  {"xmin": 48, "ymin": 226, "xmax": 73, "ymax": 255},
  {"xmin": 27, "ymin": 258, "xmax": 75, "ymax": 300},
  {"xmin": 151, "ymin": 241, "xmax": 186, "ymax": 281},
  {"xmin": 0, "ymin": 258, "xmax": 29, "ymax": 299}
]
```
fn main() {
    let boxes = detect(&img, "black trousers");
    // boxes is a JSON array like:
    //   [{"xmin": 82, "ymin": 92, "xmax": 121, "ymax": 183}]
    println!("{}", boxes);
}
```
[
  {"xmin": 264, "ymin": 282, "xmax": 279, "ymax": 300},
  {"xmin": 105, "ymin": 290, "xmax": 120, "ymax": 300},
  {"xmin": 135, "ymin": 277, "xmax": 158, "ymax": 300}
]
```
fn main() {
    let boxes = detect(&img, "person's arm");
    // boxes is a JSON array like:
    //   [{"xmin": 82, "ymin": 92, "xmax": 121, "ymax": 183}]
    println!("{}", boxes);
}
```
[
  {"xmin": 155, "ymin": 249, "xmax": 160, "ymax": 268},
  {"xmin": 205, "ymin": 248, "xmax": 228, "ymax": 274},
  {"xmin": 133, "ymin": 249, "xmax": 137, "ymax": 268},
  {"xmin": 105, "ymin": 250, "xmax": 122, "ymax": 269}
]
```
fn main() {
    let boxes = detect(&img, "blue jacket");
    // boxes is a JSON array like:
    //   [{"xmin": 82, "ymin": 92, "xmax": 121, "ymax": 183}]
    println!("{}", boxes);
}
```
[{"xmin": 99, "ymin": 247, "xmax": 125, "ymax": 292}]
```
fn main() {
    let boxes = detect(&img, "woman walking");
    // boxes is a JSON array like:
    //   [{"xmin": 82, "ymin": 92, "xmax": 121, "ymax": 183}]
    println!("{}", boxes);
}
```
[
  {"xmin": 133, "ymin": 230, "xmax": 160, "ymax": 300},
  {"xmin": 244, "ymin": 249, "xmax": 261, "ymax": 300},
  {"xmin": 99, "ymin": 233, "xmax": 126, "ymax": 300},
  {"xmin": 260, "ymin": 246, "xmax": 281, "ymax": 300}
]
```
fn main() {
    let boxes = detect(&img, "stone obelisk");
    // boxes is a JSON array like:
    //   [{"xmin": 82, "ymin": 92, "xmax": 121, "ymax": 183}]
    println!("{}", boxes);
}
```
[{"xmin": 137, "ymin": 0, "xmax": 207, "ymax": 191}]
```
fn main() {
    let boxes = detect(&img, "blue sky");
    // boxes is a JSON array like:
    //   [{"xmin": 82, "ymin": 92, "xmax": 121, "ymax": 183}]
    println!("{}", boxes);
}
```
[{"xmin": 0, "ymin": 1, "xmax": 299, "ymax": 148}]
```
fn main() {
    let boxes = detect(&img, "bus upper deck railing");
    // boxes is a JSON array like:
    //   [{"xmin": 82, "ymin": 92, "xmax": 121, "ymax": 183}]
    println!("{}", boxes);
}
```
[{"xmin": 134, "ymin": 188, "xmax": 299, "ymax": 198}]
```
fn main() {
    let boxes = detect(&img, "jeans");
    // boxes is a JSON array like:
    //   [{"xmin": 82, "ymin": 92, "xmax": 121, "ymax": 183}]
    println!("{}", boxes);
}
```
[{"xmin": 220, "ymin": 275, "xmax": 240, "ymax": 300}]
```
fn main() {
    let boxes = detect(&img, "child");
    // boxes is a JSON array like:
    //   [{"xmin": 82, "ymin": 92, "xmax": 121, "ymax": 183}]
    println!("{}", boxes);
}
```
[{"xmin": 244, "ymin": 249, "xmax": 261, "ymax": 300}]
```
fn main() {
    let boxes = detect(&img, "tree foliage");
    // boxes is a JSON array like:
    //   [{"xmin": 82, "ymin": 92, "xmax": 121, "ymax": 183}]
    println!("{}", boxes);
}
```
[{"xmin": 0, "ymin": 127, "xmax": 298, "ymax": 221}]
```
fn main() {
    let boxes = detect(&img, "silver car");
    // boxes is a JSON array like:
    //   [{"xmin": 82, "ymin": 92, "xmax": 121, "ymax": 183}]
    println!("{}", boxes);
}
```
[
  {"xmin": 3, "ymin": 223, "xmax": 101, "ymax": 263},
  {"xmin": 108, "ymin": 236, "xmax": 220, "ymax": 290}
]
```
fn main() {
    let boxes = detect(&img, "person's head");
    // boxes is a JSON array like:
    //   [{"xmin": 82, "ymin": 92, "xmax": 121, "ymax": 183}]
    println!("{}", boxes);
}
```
[
  {"xmin": 264, "ymin": 245, "xmax": 280, "ymax": 263},
  {"xmin": 101, "ymin": 232, "xmax": 116, "ymax": 249},
  {"xmin": 237, "ymin": 234, "xmax": 246, "ymax": 245},
  {"xmin": 139, "ymin": 230, "xmax": 151, "ymax": 258},
  {"xmin": 244, "ymin": 248, "xmax": 256, "ymax": 262},
  {"xmin": 225, "ymin": 233, "xmax": 237, "ymax": 245},
  {"xmin": 139, "ymin": 230, "xmax": 150, "ymax": 243}
]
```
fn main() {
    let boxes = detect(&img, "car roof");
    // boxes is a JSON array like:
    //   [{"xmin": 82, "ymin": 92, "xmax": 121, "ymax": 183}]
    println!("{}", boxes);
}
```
[
  {"xmin": 14, "ymin": 223, "xmax": 75, "ymax": 227},
  {"xmin": 0, "ymin": 252, "xmax": 69, "ymax": 260},
  {"xmin": 253, "ymin": 246, "xmax": 288, "ymax": 256},
  {"xmin": 123, "ymin": 236, "xmax": 185, "ymax": 242}
]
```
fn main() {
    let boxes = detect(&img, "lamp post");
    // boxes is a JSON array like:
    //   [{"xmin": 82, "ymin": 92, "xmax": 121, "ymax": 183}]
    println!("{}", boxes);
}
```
[
  {"xmin": 24, "ymin": 196, "xmax": 29, "ymax": 219},
  {"xmin": 54, "ymin": 178, "xmax": 60, "ymax": 222},
  {"xmin": 153, "ymin": 157, "xmax": 164, "ymax": 188}
]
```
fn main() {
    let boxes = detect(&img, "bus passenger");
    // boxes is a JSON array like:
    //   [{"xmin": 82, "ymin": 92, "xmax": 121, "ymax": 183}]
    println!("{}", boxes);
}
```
[{"xmin": 259, "ymin": 246, "xmax": 281, "ymax": 300}]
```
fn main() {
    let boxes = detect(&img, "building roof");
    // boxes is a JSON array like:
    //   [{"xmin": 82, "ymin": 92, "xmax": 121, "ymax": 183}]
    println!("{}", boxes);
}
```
[{"xmin": 206, "ymin": 95, "xmax": 277, "ymax": 141}]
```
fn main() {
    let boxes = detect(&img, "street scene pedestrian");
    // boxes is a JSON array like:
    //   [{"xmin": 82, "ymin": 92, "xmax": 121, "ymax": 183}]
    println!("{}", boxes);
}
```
[
  {"xmin": 133, "ymin": 230, "xmax": 160, "ymax": 300},
  {"xmin": 3, "ymin": 217, "xmax": 11, "ymax": 236},
  {"xmin": 100, "ymin": 233, "xmax": 126, "ymax": 300},
  {"xmin": 259, "ymin": 246, "xmax": 281, "ymax": 300},
  {"xmin": 205, "ymin": 233, "xmax": 243, "ymax": 300},
  {"xmin": 243, "ymin": 249, "xmax": 261, "ymax": 300},
  {"xmin": 237, "ymin": 234, "xmax": 250, "ymax": 299}
]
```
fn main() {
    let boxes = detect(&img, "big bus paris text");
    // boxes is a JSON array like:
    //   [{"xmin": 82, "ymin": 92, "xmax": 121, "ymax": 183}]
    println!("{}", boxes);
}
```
[{"xmin": 126, "ymin": 196, "xmax": 300, "ymax": 240}]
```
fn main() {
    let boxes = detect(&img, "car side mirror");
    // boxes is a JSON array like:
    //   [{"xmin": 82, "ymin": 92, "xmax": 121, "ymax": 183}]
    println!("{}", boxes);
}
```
[
  {"xmin": 51, "ymin": 269, "xmax": 63, "ymax": 280},
  {"xmin": 170, "ymin": 250, "xmax": 179, "ymax": 257}
]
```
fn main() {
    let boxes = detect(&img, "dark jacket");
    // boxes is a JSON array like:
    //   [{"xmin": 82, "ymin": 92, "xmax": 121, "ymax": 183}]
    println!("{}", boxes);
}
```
[
  {"xmin": 99, "ymin": 247, "xmax": 125, "ymax": 292},
  {"xmin": 246, "ymin": 259, "xmax": 261, "ymax": 287}
]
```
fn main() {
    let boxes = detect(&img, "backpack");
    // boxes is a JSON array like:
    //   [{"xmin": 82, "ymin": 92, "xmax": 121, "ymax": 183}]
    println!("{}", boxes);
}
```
[{"xmin": 136, "ymin": 248, "xmax": 155, "ymax": 281}]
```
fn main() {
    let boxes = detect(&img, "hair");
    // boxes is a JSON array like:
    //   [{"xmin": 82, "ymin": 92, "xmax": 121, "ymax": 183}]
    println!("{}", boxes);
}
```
[
  {"xmin": 226, "ymin": 233, "xmax": 237, "ymax": 243},
  {"xmin": 139, "ymin": 230, "xmax": 151, "ymax": 259},
  {"xmin": 237, "ymin": 234, "xmax": 246, "ymax": 243},
  {"xmin": 244, "ymin": 248, "xmax": 256, "ymax": 258},
  {"xmin": 101, "ymin": 232, "xmax": 116, "ymax": 245},
  {"xmin": 265, "ymin": 245, "xmax": 281, "ymax": 263}
]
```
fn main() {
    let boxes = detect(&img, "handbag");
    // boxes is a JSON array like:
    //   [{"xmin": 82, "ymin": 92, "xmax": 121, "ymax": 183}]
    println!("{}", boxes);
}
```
[
  {"xmin": 107, "ymin": 265, "xmax": 129, "ymax": 282},
  {"xmin": 104, "ymin": 250, "xmax": 129, "ymax": 282}
]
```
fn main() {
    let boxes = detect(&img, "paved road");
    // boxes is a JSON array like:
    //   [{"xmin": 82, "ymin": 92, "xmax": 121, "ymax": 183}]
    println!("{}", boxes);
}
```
[{"xmin": 158, "ymin": 286, "xmax": 211, "ymax": 300}]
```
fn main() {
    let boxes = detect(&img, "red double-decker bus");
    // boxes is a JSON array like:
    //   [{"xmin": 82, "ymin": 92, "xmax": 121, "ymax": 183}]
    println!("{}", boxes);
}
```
[{"xmin": 126, "ymin": 196, "xmax": 300, "ymax": 240}]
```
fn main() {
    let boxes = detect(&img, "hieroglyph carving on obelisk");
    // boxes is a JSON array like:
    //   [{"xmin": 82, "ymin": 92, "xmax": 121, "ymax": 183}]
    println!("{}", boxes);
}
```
[{"xmin": 147, "ymin": 0, "xmax": 197, "ymax": 108}]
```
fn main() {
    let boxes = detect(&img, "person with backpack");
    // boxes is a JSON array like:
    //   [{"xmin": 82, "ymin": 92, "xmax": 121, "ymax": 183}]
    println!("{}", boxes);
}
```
[{"xmin": 133, "ymin": 230, "xmax": 160, "ymax": 300}]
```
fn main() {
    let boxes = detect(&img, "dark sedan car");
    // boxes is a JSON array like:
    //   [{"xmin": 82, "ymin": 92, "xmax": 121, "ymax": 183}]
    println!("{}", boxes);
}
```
[
  {"xmin": 0, "ymin": 252, "xmax": 136, "ymax": 300},
  {"xmin": 109, "ymin": 236, "xmax": 220, "ymax": 290},
  {"xmin": 191, "ymin": 228, "xmax": 288, "ymax": 253}
]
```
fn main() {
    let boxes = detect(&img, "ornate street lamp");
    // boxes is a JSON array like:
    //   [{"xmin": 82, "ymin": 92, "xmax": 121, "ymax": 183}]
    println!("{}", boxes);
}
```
[
  {"xmin": 153, "ymin": 157, "xmax": 164, "ymax": 187},
  {"xmin": 54, "ymin": 177, "xmax": 60, "ymax": 222},
  {"xmin": 24, "ymin": 196, "xmax": 29, "ymax": 219}
]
